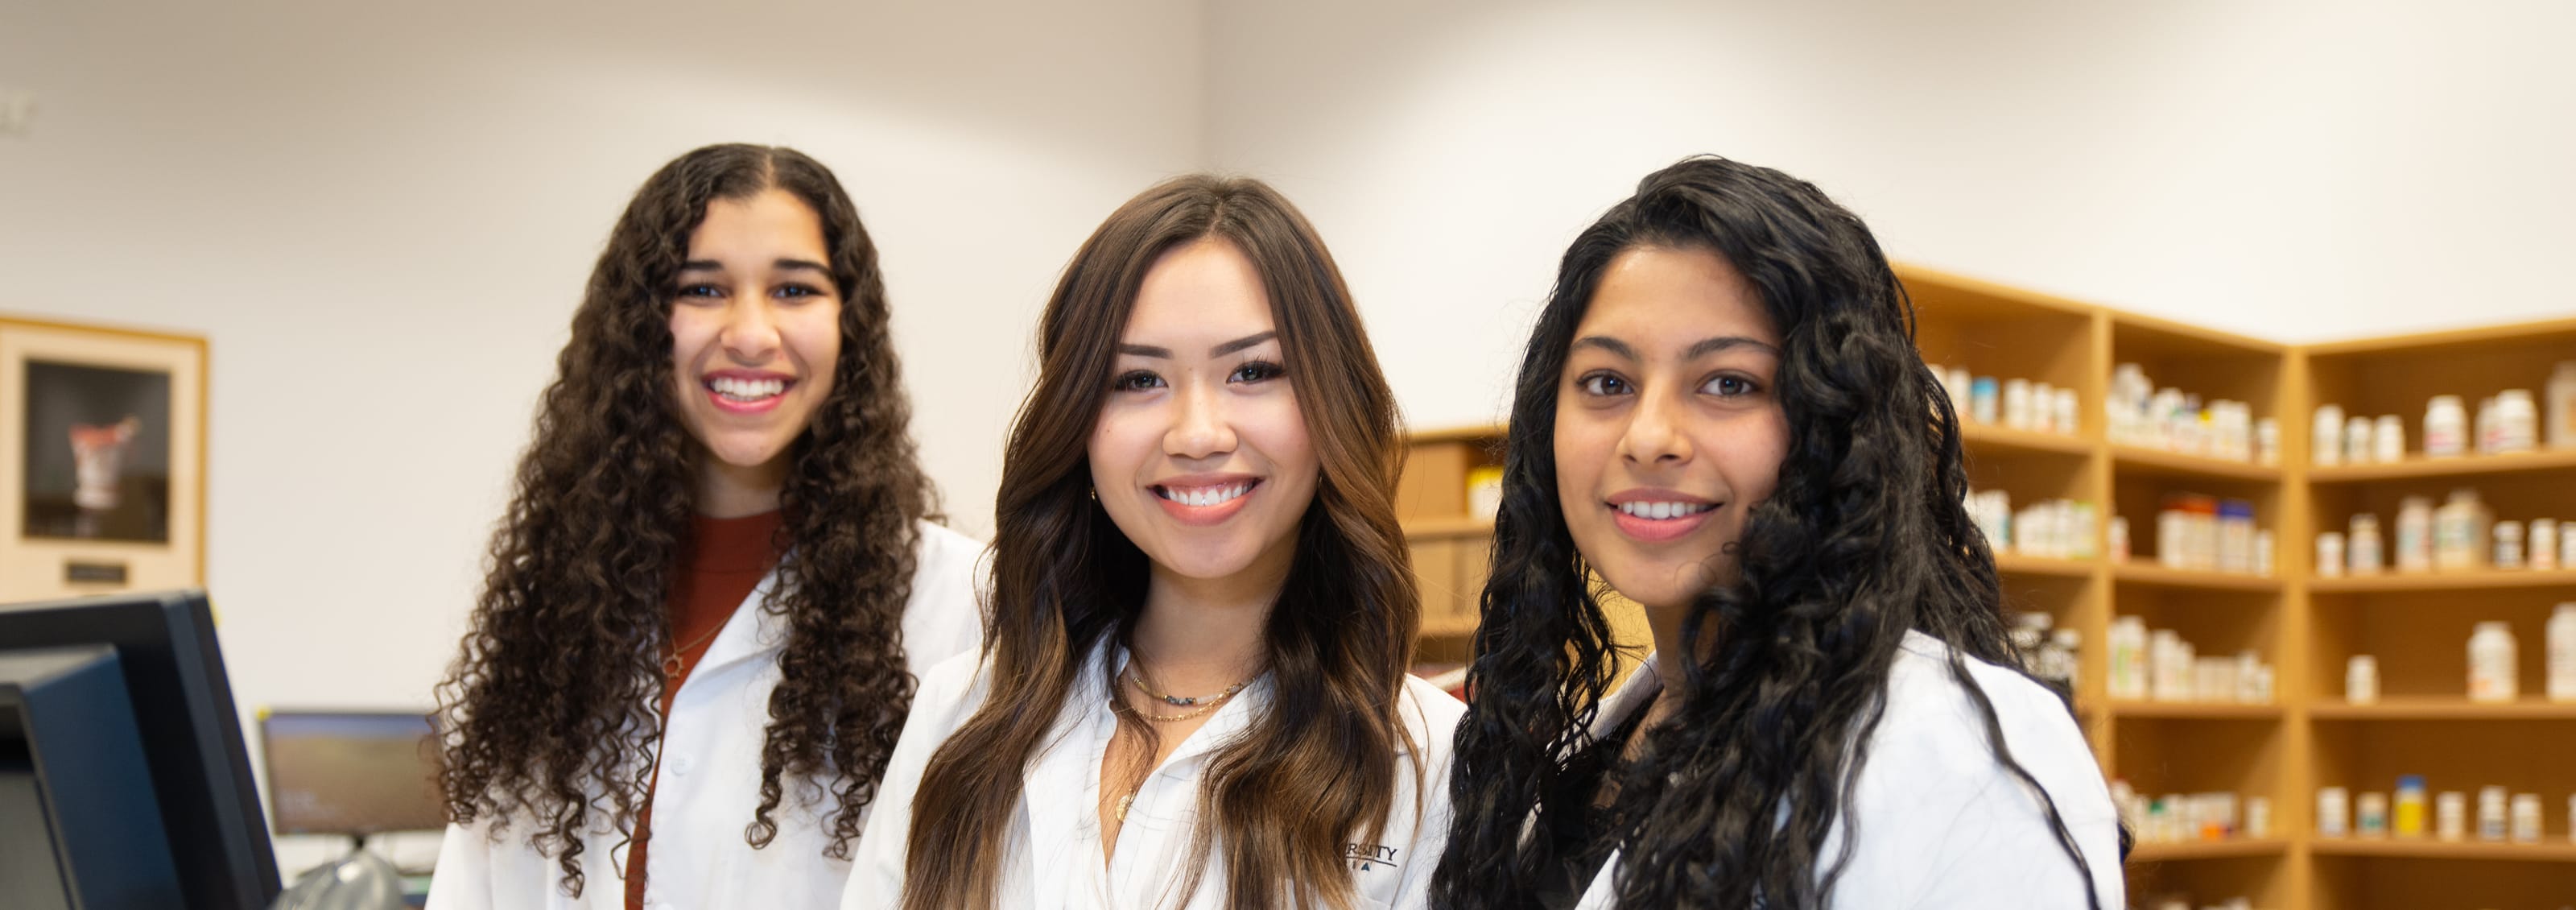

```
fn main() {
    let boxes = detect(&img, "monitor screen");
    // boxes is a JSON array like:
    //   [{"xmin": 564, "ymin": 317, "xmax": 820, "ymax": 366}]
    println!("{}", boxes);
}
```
[
  {"xmin": 0, "ymin": 589, "xmax": 280, "ymax": 910},
  {"xmin": 260, "ymin": 710, "xmax": 445, "ymax": 836}
]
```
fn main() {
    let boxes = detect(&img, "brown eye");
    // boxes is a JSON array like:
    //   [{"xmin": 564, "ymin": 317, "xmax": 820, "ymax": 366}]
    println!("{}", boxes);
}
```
[
  {"xmin": 1230, "ymin": 361, "xmax": 1286, "ymax": 383},
  {"xmin": 1578, "ymin": 372, "xmax": 1631, "ymax": 396},
  {"xmin": 1703, "ymin": 374, "xmax": 1761, "ymax": 397}
]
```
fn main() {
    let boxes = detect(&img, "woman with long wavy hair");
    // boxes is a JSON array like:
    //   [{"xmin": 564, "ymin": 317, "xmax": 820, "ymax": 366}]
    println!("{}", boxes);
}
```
[
  {"xmin": 1430, "ymin": 156, "xmax": 2124, "ymax": 909},
  {"xmin": 842, "ymin": 175, "xmax": 1461, "ymax": 910},
  {"xmin": 429, "ymin": 143, "xmax": 985, "ymax": 909}
]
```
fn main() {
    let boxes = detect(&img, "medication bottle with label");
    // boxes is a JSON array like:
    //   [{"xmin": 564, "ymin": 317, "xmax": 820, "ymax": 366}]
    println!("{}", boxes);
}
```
[
  {"xmin": 2434, "ymin": 489, "xmax": 2491, "ymax": 572},
  {"xmin": 2434, "ymin": 790, "xmax": 2465, "ymax": 841},
  {"xmin": 2314, "ymin": 404, "xmax": 2346, "ymax": 467},
  {"xmin": 2425, "ymin": 395, "xmax": 2468, "ymax": 457},
  {"xmin": 2373, "ymin": 414, "xmax": 2405, "ymax": 463},
  {"xmin": 2534, "ymin": 519, "xmax": 2561, "ymax": 570},
  {"xmin": 2318, "ymin": 787, "xmax": 2350, "ymax": 838},
  {"xmin": 2317, "ymin": 532, "xmax": 2347, "ymax": 578},
  {"xmin": 2343, "ymin": 415, "xmax": 2373, "ymax": 465},
  {"xmin": 2496, "ymin": 520, "xmax": 2525, "ymax": 569},
  {"xmin": 2496, "ymin": 389, "xmax": 2539, "ymax": 454},
  {"xmin": 2512, "ymin": 792, "xmax": 2542, "ymax": 843},
  {"xmin": 2347, "ymin": 655, "xmax": 2380, "ymax": 705},
  {"xmin": 2357, "ymin": 792, "xmax": 2389, "ymax": 838},
  {"xmin": 2349, "ymin": 515, "xmax": 2384, "ymax": 574},
  {"xmin": 2395, "ymin": 776, "xmax": 2429, "ymax": 838},
  {"xmin": 2479, "ymin": 786, "xmax": 2510, "ymax": 842},
  {"xmin": 2469, "ymin": 621, "xmax": 2519, "ymax": 703},
  {"xmin": 2396, "ymin": 496, "xmax": 2436, "ymax": 573}
]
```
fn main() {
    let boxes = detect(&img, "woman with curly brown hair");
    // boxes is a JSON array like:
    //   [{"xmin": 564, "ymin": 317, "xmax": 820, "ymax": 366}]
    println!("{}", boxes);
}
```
[
  {"xmin": 842, "ymin": 175, "xmax": 1461, "ymax": 910},
  {"xmin": 427, "ymin": 143, "xmax": 985, "ymax": 910}
]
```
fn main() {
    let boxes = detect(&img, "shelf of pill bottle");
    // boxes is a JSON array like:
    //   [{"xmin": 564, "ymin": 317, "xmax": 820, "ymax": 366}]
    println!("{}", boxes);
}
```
[
  {"xmin": 2129, "ymin": 837, "xmax": 2293, "ymax": 862},
  {"xmin": 2308, "ymin": 447, "xmax": 2576, "ymax": 483},
  {"xmin": 2295, "ymin": 316, "xmax": 2576, "ymax": 910},
  {"xmin": 2108, "ymin": 701, "xmax": 2287, "ymax": 719},
  {"xmin": 2309, "ymin": 697, "xmax": 2576, "ymax": 720},
  {"xmin": 1992, "ymin": 552, "xmax": 2099, "ymax": 577},
  {"xmin": 1394, "ymin": 424, "xmax": 1506, "ymax": 652},
  {"xmin": 2309, "ymin": 567, "xmax": 2576, "ymax": 593},
  {"xmin": 2310, "ymin": 838, "xmax": 2576, "ymax": 861},
  {"xmin": 2112, "ymin": 561, "xmax": 2286, "ymax": 592},
  {"xmin": 1959, "ymin": 420, "xmax": 2094, "ymax": 457},
  {"xmin": 2111, "ymin": 445, "xmax": 2286, "ymax": 483}
]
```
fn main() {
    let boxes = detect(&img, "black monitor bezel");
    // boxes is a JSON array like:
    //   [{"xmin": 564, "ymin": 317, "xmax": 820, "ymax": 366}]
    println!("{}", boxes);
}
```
[{"xmin": 0, "ymin": 589, "xmax": 281, "ymax": 910}]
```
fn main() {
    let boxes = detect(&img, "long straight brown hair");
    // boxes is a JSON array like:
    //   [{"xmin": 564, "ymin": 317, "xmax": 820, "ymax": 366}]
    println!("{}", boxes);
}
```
[{"xmin": 901, "ymin": 175, "xmax": 1419, "ymax": 910}]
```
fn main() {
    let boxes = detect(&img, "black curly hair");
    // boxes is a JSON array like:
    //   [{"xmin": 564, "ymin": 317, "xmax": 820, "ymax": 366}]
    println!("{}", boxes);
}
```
[
  {"xmin": 1430, "ymin": 155, "xmax": 2110, "ymax": 909},
  {"xmin": 435, "ymin": 143, "xmax": 939, "ymax": 895}
]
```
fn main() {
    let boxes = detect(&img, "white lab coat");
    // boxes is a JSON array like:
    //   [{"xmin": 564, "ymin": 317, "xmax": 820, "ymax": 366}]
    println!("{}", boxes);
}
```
[
  {"xmin": 843, "ymin": 640, "xmax": 1466, "ymax": 910},
  {"xmin": 427, "ymin": 521, "xmax": 989, "ymax": 910},
  {"xmin": 1567, "ymin": 631, "xmax": 2123, "ymax": 909}
]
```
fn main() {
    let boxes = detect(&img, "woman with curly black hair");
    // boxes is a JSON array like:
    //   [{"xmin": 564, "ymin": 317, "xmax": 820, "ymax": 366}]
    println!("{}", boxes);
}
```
[
  {"xmin": 428, "ymin": 143, "xmax": 984, "ymax": 909},
  {"xmin": 1430, "ymin": 156, "xmax": 2123, "ymax": 909},
  {"xmin": 844, "ymin": 175, "xmax": 1459, "ymax": 910}
]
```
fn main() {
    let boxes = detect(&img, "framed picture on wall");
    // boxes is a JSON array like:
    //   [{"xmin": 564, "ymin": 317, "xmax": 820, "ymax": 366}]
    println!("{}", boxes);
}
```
[{"xmin": 1, "ymin": 314, "xmax": 206, "ymax": 601}]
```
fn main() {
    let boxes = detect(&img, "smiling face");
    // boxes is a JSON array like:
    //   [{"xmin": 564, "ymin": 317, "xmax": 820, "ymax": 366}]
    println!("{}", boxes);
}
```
[
  {"xmin": 667, "ymin": 188, "xmax": 844, "ymax": 490},
  {"xmin": 1554, "ymin": 245, "xmax": 1790, "ymax": 612},
  {"xmin": 1088, "ymin": 237, "xmax": 1319, "ymax": 594}
]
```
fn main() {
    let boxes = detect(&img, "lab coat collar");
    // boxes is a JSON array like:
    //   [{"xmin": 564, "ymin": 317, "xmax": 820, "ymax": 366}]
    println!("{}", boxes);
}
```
[
  {"xmin": 681, "ymin": 566, "xmax": 787, "ymax": 685},
  {"xmin": 1585, "ymin": 655, "xmax": 1664, "ymax": 746}
]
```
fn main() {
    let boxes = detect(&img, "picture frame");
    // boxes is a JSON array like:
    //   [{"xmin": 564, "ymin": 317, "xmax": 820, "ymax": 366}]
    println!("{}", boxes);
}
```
[{"xmin": 1, "ymin": 314, "xmax": 207, "ymax": 601}]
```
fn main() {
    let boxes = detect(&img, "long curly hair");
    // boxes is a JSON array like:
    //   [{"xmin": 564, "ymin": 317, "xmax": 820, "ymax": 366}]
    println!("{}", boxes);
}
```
[
  {"xmin": 1430, "ymin": 156, "xmax": 2107, "ymax": 909},
  {"xmin": 900, "ymin": 175, "xmax": 1418, "ymax": 910},
  {"xmin": 435, "ymin": 143, "xmax": 938, "ymax": 895}
]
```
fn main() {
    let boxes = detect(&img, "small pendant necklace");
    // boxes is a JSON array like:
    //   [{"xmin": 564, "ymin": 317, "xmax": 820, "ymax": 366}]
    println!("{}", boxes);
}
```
[
  {"xmin": 660, "ymin": 623, "xmax": 724, "ymax": 680},
  {"xmin": 1109, "ymin": 660, "xmax": 1257, "ymax": 821}
]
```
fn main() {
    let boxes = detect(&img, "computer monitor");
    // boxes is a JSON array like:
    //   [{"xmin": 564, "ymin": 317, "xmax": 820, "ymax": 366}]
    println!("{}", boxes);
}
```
[
  {"xmin": 258, "ymin": 709, "xmax": 445, "ymax": 842},
  {"xmin": 0, "ymin": 589, "xmax": 282, "ymax": 910}
]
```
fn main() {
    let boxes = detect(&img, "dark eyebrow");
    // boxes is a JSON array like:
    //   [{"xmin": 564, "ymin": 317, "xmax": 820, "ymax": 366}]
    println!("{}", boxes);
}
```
[
  {"xmin": 1570, "ymin": 336, "xmax": 1638, "ymax": 360},
  {"xmin": 1210, "ymin": 331, "xmax": 1277, "ymax": 358},
  {"xmin": 1117, "ymin": 331, "xmax": 1279, "ymax": 360},
  {"xmin": 1684, "ymin": 336, "xmax": 1781, "ymax": 359}
]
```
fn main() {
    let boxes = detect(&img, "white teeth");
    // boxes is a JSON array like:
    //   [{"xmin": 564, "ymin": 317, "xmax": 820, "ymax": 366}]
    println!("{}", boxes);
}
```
[
  {"xmin": 1162, "ymin": 482, "xmax": 1251, "ymax": 507},
  {"xmin": 1618, "ymin": 501, "xmax": 1711, "ymax": 519},
  {"xmin": 709, "ymin": 377, "xmax": 786, "ymax": 401}
]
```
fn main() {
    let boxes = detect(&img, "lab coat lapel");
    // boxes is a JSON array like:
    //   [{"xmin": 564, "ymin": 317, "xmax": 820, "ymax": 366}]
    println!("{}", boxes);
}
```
[
  {"xmin": 1563, "ymin": 656, "xmax": 1661, "ymax": 910},
  {"xmin": 1023, "ymin": 640, "xmax": 1113, "ymax": 910},
  {"xmin": 1154, "ymin": 670, "xmax": 1267, "ymax": 771},
  {"xmin": 1587, "ymin": 656, "xmax": 1662, "ymax": 744},
  {"xmin": 685, "ymin": 568, "xmax": 786, "ymax": 685}
]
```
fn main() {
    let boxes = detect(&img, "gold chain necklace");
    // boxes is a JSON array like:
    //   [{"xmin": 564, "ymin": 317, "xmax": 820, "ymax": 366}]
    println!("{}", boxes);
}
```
[
  {"xmin": 660, "ymin": 623, "xmax": 725, "ymax": 679},
  {"xmin": 1125, "ymin": 668, "xmax": 1251, "ymax": 710},
  {"xmin": 1108, "ymin": 660, "xmax": 1258, "ymax": 821}
]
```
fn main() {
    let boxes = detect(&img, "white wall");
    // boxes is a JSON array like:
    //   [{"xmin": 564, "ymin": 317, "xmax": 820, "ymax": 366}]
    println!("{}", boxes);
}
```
[
  {"xmin": 1205, "ymin": 0, "xmax": 2576, "ymax": 432},
  {"xmin": 0, "ymin": 0, "xmax": 1201, "ymax": 871}
]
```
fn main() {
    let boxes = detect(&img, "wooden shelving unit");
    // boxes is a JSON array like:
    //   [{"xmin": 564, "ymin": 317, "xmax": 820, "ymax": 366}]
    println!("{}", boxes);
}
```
[
  {"xmin": 2131, "ymin": 838, "xmax": 2294, "ymax": 862},
  {"xmin": 2310, "ymin": 838, "xmax": 2576, "ymax": 862},
  {"xmin": 2310, "ymin": 568, "xmax": 2576, "ymax": 593},
  {"xmin": 1393, "ymin": 266, "xmax": 2576, "ymax": 910}
]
